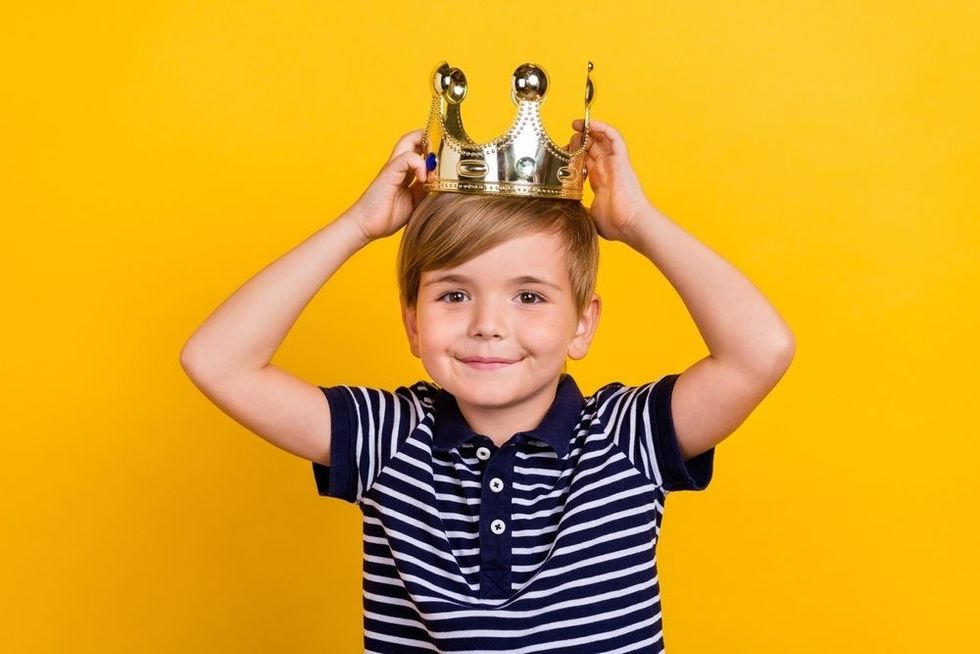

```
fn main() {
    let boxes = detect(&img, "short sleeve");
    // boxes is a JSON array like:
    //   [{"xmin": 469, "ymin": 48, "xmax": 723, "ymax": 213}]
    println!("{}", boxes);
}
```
[
  {"xmin": 311, "ymin": 382, "xmax": 435, "ymax": 505},
  {"xmin": 601, "ymin": 373, "xmax": 715, "ymax": 493}
]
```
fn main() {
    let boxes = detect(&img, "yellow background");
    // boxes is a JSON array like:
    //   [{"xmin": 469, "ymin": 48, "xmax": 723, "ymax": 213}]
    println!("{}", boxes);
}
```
[{"xmin": 3, "ymin": 1, "xmax": 977, "ymax": 651}]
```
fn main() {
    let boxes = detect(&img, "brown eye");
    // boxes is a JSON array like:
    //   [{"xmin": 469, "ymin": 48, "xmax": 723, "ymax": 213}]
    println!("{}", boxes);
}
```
[
  {"xmin": 438, "ymin": 291, "xmax": 467, "ymax": 303},
  {"xmin": 519, "ymin": 292, "xmax": 545, "ymax": 304}
]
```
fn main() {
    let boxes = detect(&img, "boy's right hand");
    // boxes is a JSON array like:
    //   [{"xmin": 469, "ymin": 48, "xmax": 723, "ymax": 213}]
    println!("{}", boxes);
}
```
[{"xmin": 348, "ymin": 129, "xmax": 429, "ymax": 243}]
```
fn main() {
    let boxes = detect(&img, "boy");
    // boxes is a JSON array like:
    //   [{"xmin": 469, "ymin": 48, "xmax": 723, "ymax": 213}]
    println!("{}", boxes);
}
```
[{"xmin": 181, "ymin": 113, "xmax": 795, "ymax": 652}]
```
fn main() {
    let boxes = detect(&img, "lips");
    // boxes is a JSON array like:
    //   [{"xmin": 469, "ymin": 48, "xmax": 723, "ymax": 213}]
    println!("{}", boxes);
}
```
[{"xmin": 459, "ymin": 356, "xmax": 519, "ymax": 370}]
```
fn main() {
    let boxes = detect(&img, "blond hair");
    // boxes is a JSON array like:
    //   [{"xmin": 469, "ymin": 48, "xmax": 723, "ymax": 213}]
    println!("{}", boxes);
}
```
[{"xmin": 397, "ymin": 192, "xmax": 599, "ymax": 316}]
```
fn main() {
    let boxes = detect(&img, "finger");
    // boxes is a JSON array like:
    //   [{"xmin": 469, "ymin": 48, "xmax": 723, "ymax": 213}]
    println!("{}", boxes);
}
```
[
  {"xmin": 388, "ymin": 128, "xmax": 426, "ymax": 160},
  {"xmin": 586, "ymin": 119, "xmax": 628, "ymax": 158},
  {"xmin": 564, "ymin": 133, "xmax": 598, "ymax": 165},
  {"xmin": 572, "ymin": 116, "xmax": 617, "ymax": 131},
  {"xmin": 384, "ymin": 150, "xmax": 427, "ymax": 186},
  {"xmin": 405, "ymin": 151, "xmax": 428, "ymax": 185},
  {"xmin": 589, "ymin": 122, "xmax": 626, "ymax": 153},
  {"xmin": 570, "ymin": 119, "xmax": 608, "ymax": 151},
  {"xmin": 407, "ymin": 151, "xmax": 428, "ymax": 185},
  {"xmin": 571, "ymin": 118, "xmax": 620, "ymax": 144},
  {"xmin": 568, "ymin": 125, "xmax": 608, "ymax": 155},
  {"xmin": 584, "ymin": 132, "xmax": 612, "ymax": 161}
]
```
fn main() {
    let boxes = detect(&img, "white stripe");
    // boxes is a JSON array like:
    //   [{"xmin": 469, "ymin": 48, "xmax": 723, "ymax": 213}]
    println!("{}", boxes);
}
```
[
  {"xmin": 640, "ymin": 395, "xmax": 661, "ymax": 483},
  {"xmin": 364, "ymin": 552, "xmax": 477, "ymax": 593},
  {"xmin": 361, "ymin": 499, "xmax": 455, "ymax": 555},
  {"xmin": 412, "ymin": 558, "xmax": 658, "ymax": 610},
  {"xmin": 365, "ymin": 595, "xmax": 660, "ymax": 650},
  {"xmin": 511, "ymin": 523, "xmax": 652, "ymax": 573}
]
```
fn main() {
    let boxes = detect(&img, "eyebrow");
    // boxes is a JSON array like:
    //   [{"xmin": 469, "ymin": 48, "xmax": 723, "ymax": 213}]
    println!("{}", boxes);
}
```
[{"xmin": 422, "ymin": 273, "xmax": 562, "ymax": 290}]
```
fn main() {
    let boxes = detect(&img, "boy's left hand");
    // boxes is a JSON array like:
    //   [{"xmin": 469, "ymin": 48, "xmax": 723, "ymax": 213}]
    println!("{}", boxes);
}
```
[{"xmin": 568, "ymin": 118, "xmax": 651, "ymax": 243}]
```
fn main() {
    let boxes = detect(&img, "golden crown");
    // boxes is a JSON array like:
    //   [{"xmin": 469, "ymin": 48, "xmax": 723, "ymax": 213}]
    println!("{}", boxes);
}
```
[{"xmin": 420, "ymin": 61, "xmax": 596, "ymax": 201}]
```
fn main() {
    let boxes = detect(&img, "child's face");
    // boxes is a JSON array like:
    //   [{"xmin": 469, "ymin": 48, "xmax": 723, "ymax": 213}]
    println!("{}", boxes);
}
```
[{"xmin": 401, "ymin": 228, "xmax": 600, "ymax": 412}]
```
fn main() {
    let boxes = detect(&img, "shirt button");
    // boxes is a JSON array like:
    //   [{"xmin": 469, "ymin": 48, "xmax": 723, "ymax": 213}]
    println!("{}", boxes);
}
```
[
  {"xmin": 476, "ymin": 446, "xmax": 491, "ymax": 461},
  {"xmin": 490, "ymin": 519, "xmax": 506, "ymax": 534},
  {"xmin": 489, "ymin": 477, "xmax": 504, "ymax": 493}
]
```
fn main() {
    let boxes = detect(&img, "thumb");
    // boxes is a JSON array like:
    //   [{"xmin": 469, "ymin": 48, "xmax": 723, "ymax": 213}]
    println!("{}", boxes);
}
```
[{"xmin": 381, "ymin": 151, "xmax": 427, "ymax": 187}]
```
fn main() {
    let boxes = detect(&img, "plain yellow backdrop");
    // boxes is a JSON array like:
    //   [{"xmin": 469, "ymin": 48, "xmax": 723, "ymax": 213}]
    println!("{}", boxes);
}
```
[{"xmin": 2, "ymin": 1, "xmax": 977, "ymax": 651}]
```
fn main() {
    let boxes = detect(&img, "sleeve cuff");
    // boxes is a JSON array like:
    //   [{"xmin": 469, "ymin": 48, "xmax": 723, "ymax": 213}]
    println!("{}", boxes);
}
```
[
  {"xmin": 653, "ymin": 373, "xmax": 715, "ymax": 492},
  {"xmin": 311, "ymin": 386, "xmax": 357, "ymax": 503}
]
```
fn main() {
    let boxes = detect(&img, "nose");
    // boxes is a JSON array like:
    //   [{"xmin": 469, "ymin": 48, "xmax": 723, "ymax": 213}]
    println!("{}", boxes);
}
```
[{"xmin": 468, "ymin": 297, "xmax": 506, "ymax": 339}]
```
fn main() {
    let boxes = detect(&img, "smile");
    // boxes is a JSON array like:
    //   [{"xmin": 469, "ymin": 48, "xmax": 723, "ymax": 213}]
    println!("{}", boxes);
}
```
[{"xmin": 458, "ymin": 357, "xmax": 519, "ymax": 370}]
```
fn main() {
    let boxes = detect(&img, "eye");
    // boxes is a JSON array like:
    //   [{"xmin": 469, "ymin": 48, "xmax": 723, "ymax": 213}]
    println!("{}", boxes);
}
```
[
  {"xmin": 518, "ymin": 292, "xmax": 545, "ymax": 304},
  {"xmin": 436, "ymin": 290, "xmax": 467, "ymax": 303}
]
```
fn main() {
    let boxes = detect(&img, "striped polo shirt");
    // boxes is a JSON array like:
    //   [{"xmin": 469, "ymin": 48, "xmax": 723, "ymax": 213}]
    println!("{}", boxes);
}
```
[{"xmin": 312, "ymin": 372, "xmax": 715, "ymax": 653}]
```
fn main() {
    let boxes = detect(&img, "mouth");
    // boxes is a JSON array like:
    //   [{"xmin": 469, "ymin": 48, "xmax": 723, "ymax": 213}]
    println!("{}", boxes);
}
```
[{"xmin": 458, "ymin": 357, "xmax": 520, "ymax": 370}]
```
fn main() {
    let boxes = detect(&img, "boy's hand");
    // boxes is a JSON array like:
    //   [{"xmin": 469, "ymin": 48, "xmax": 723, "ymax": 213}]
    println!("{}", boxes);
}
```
[
  {"xmin": 568, "ymin": 118, "xmax": 651, "ymax": 242},
  {"xmin": 349, "ymin": 129, "xmax": 429, "ymax": 243}
]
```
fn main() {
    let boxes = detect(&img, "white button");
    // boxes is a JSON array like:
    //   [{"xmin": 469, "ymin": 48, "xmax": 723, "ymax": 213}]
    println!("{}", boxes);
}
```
[
  {"xmin": 476, "ymin": 446, "xmax": 491, "ymax": 461},
  {"xmin": 490, "ymin": 519, "xmax": 506, "ymax": 534},
  {"xmin": 489, "ymin": 477, "xmax": 504, "ymax": 493}
]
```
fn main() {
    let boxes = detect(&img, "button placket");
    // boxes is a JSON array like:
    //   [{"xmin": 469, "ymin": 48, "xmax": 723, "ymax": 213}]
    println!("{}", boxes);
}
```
[{"xmin": 478, "ymin": 444, "xmax": 513, "ymax": 599}]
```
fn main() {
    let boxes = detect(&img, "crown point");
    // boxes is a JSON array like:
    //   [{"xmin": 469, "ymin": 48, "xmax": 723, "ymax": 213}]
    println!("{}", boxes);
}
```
[
  {"xmin": 431, "ymin": 61, "xmax": 452, "ymax": 96},
  {"xmin": 584, "ymin": 61, "xmax": 596, "ymax": 108},
  {"xmin": 432, "ymin": 63, "xmax": 467, "ymax": 104},
  {"xmin": 445, "ymin": 67, "xmax": 467, "ymax": 104},
  {"xmin": 513, "ymin": 63, "xmax": 549, "ymax": 102}
]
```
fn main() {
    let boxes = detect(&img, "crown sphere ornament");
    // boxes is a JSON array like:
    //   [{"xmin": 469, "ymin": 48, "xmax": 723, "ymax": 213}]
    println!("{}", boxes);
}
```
[{"xmin": 420, "ymin": 61, "xmax": 596, "ymax": 200}]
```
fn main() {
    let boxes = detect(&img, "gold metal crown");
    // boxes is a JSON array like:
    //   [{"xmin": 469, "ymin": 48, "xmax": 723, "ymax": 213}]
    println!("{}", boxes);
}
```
[{"xmin": 420, "ymin": 61, "xmax": 595, "ymax": 201}]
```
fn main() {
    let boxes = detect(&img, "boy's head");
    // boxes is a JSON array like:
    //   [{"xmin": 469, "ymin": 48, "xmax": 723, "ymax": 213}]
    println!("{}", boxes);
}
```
[{"xmin": 397, "ymin": 191, "xmax": 601, "ymax": 404}]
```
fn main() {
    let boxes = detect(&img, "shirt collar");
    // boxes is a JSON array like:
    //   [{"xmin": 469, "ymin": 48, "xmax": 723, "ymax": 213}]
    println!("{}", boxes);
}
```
[{"xmin": 432, "ymin": 373, "xmax": 584, "ymax": 458}]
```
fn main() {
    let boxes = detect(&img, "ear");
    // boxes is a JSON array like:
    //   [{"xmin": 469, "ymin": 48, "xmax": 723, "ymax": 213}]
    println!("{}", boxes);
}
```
[
  {"xmin": 567, "ymin": 293, "xmax": 601, "ymax": 360},
  {"xmin": 401, "ymin": 302, "xmax": 421, "ymax": 358}
]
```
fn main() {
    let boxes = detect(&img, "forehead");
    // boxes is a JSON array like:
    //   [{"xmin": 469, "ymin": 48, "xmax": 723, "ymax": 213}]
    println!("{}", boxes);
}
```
[{"xmin": 420, "ymin": 230, "xmax": 569, "ymax": 287}]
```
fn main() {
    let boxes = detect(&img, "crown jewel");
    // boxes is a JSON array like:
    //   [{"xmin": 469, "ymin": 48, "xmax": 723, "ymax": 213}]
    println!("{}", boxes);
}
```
[{"xmin": 420, "ymin": 61, "xmax": 595, "ymax": 201}]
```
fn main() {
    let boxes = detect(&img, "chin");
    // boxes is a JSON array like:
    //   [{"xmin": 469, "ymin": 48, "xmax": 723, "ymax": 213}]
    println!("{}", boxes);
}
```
[{"xmin": 431, "ymin": 368, "xmax": 514, "ymax": 398}]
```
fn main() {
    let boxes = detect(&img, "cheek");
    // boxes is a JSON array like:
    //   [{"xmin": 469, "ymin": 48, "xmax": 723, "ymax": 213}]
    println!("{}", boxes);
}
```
[
  {"xmin": 415, "ymin": 312, "xmax": 458, "ymax": 346},
  {"xmin": 521, "ymin": 316, "xmax": 571, "ymax": 345}
]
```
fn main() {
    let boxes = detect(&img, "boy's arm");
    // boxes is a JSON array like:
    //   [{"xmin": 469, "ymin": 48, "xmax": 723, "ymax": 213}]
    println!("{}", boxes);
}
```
[
  {"xmin": 179, "ymin": 128, "xmax": 427, "ymax": 467},
  {"xmin": 180, "ymin": 209, "xmax": 370, "ymax": 375},
  {"xmin": 179, "ymin": 208, "xmax": 371, "ymax": 464},
  {"xmin": 621, "ymin": 204, "xmax": 796, "ymax": 461}
]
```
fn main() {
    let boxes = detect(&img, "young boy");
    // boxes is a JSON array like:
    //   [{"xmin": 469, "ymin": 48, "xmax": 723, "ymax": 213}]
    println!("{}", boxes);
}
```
[{"xmin": 181, "ymin": 115, "xmax": 795, "ymax": 652}]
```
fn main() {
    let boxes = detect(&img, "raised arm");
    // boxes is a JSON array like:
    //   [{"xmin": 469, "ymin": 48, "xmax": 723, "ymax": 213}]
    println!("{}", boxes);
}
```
[
  {"xmin": 620, "ymin": 203, "xmax": 795, "ymax": 460},
  {"xmin": 178, "ymin": 211, "xmax": 371, "ymax": 464},
  {"xmin": 179, "ymin": 128, "xmax": 429, "ymax": 464},
  {"xmin": 570, "ymin": 117, "xmax": 795, "ymax": 462}
]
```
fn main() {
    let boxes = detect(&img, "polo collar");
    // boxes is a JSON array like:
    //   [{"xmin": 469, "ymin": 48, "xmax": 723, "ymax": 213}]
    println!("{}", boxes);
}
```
[{"xmin": 432, "ymin": 373, "xmax": 584, "ymax": 458}]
